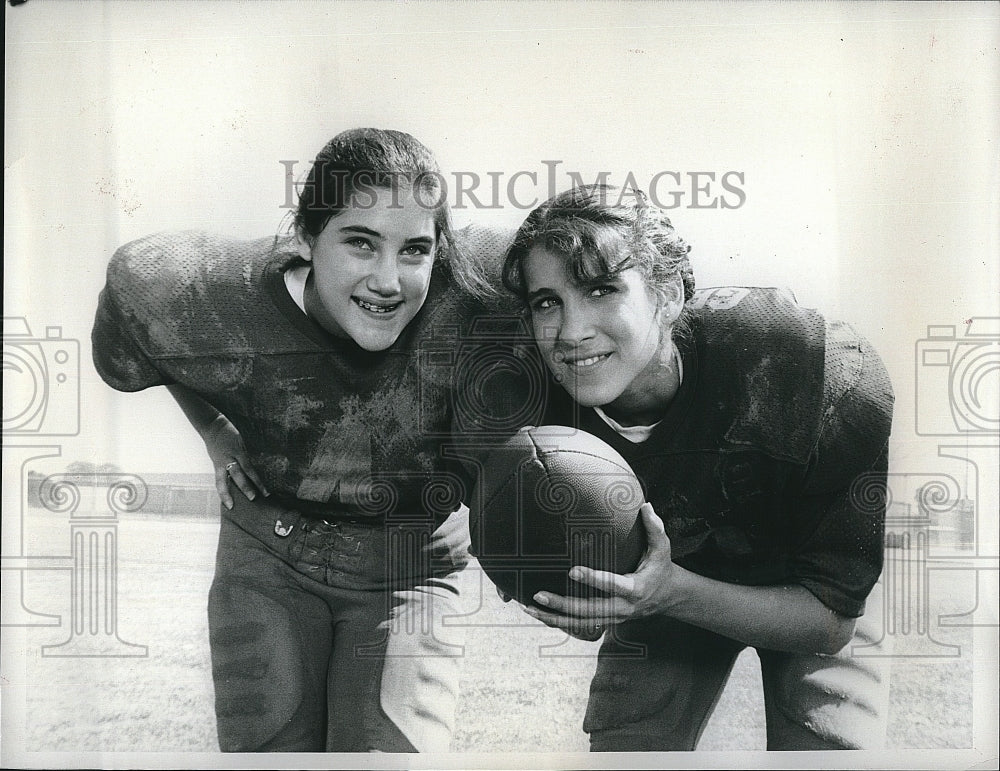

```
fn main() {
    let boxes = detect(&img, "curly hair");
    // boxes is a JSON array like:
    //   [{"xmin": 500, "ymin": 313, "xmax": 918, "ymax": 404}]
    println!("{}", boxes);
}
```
[{"xmin": 502, "ymin": 184, "xmax": 696, "ymax": 308}]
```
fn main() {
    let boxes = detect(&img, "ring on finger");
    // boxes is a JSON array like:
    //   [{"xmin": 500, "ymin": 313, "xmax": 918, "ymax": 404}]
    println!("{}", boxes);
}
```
[{"xmin": 225, "ymin": 461, "xmax": 238, "ymax": 473}]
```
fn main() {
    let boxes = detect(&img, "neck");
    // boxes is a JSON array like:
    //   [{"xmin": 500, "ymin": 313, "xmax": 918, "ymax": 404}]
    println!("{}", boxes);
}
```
[
  {"xmin": 601, "ymin": 340, "xmax": 680, "ymax": 427},
  {"xmin": 302, "ymin": 270, "xmax": 344, "ymax": 339}
]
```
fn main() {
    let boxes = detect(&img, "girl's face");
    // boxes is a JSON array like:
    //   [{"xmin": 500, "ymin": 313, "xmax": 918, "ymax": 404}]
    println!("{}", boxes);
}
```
[
  {"xmin": 523, "ymin": 246, "xmax": 679, "ymax": 418},
  {"xmin": 301, "ymin": 185, "xmax": 436, "ymax": 351}
]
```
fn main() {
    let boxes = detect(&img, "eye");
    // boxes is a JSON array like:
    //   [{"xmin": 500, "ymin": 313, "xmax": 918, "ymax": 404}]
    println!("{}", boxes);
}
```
[
  {"xmin": 531, "ymin": 296, "xmax": 559, "ymax": 312},
  {"xmin": 346, "ymin": 237, "xmax": 374, "ymax": 251},
  {"xmin": 400, "ymin": 244, "xmax": 433, "ymax": 262},
  {"xmin": 589, "ymin": 284, "xmax": 617, "ymax": 298}
]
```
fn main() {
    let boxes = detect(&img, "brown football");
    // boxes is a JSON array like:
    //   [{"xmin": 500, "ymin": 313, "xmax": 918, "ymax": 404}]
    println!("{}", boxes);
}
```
[{"xmin": 469, "ymin": 425, "xmax": 647, "ymax": 607}]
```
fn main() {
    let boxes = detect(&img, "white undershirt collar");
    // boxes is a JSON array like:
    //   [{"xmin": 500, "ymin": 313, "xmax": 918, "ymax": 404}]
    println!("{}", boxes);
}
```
[
  {"xmin": 592, "ymin": 347, "xmax": 683, "ymax": 444},
  {"xmin": 284, "ymin": 264, "xmax": 310, "ymax": 313}
]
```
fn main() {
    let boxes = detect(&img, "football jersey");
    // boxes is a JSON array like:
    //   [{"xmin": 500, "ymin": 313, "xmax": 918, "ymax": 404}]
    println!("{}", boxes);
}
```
[
  {"xmin": 473, "ymin": 286, "xmax": 894, "ymax": 618},
  {"xmin": 92, "ymin": 227, "xmax": 515, "ymax": 523}
]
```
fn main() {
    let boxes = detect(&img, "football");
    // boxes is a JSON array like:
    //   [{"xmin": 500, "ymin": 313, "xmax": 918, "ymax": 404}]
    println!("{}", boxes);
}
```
[{"xmin": 469, "ymin": 425, "xmax": 647, "ymax": 607}]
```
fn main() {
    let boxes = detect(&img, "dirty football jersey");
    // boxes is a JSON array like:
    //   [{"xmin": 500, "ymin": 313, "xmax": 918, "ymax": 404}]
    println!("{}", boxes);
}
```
[
  {"xmin": 538, "ymin": 286, "xmax": 894, "ymax": 617},
  {"xmin": 92, "ymin": 227, "xmax": 514, "ymax": 523}
]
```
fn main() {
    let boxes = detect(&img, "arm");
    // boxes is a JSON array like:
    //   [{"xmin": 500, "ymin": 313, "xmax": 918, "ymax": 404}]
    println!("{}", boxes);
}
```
[
  {"xmin": 94, "ymin": 241, "xmax": 270, "ymax": 509},
  {"xmin": 525, "ymin": 504, "xmax": 856, "ymax": 654},
  {"xmin": 166, "ymin": 384, "xmax": 268, "ymax": 509},
  {"xmin": 527, "ymin": 323, "xmax": 892, "ymax": 651}
]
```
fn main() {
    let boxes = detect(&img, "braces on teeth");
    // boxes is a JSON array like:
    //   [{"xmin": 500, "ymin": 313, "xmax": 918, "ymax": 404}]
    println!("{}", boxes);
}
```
[{"xmin": 356, "ymin": 298, "xmax": 398, "ymax": 313}]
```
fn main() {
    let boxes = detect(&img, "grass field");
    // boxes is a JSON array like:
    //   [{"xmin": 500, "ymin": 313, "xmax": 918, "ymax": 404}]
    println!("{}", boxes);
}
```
[{"xmin": 7, "ymin": 507, "xmax": 981, "ymax": 758}]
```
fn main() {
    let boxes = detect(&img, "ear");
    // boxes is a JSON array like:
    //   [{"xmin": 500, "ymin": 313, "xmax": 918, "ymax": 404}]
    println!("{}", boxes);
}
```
[
  {"xmin": 293, "ymin": 230, "xmax": 313, "ymax": 262},
  {"xmin": 654, "ymin": 274, "xmax": 685, "ymax": 324}
]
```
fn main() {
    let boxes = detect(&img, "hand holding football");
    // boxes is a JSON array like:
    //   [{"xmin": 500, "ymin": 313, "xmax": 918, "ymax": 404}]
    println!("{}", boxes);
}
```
[{"xmin": 469, "ymin": 425, "xmax": 647, "ymax": 607}]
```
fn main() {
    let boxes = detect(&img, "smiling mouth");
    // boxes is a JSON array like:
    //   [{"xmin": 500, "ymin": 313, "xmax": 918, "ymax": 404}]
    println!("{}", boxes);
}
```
[
  {"xmin": 353, "ymin": 297, "xmax": 402, "ymax": 314},
  {"xmin": 563, "ymin": 353, "xmax": 612, "ymax": 370}
]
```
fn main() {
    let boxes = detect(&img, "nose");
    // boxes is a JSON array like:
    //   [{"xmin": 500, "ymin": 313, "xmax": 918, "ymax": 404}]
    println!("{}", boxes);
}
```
[
  {"xmin": 367, "ymin": 256, "xmax": 401, "ymax": 296},
  {"xmin": 556, "ymin": 302, "xmax": 594, "ymax": 347}
]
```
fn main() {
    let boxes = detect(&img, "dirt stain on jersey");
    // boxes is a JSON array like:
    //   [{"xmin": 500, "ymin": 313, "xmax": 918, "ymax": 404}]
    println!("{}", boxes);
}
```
[{"xmin": 295, "ymin": 379, "xmax": 424, "ymax": 504}]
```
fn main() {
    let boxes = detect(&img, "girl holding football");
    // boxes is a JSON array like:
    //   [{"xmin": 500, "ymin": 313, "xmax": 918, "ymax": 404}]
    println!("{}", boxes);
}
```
[
  {"xmin": 493, "ymin": 183, "xmax": 894, "ymax": 751},
  {"xmin": 92, "ymin": 128, "xmax": 502, "ymax": 753}
]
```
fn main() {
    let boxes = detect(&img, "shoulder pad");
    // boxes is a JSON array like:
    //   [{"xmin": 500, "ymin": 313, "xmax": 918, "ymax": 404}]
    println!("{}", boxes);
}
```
[
  {"xmin": 690, "ymin": 286, "xmax": 827, "ymax": 463},
  {"xmin": 105, "ymin": 230, "xmax": 280, "ymax": 356}
]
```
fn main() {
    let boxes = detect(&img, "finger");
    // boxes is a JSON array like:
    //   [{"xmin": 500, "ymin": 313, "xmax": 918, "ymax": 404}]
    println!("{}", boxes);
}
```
[
  {"xmin": 214, "ymin": 469, "xmax": 234, "ymax": 510},
  {"xmin": 522, "ymin": 605, "xmax": 566, "ymax": 629},
  {"xmin": 532, "ymin": 590, "xmax": 622, "ymax": 621},
  {"xmin": 240, "ymin": 460, "xmax": 270, "ymax": 497},
  {"xmin": 568, "ymin": 566, "xmax": 637, "ymax": 597},
  {"xmin": 522, "ymin": 606, "xmax": 607, "ymax": 640},
  {"xmin": 640, "ymin": 502, "xmax": 669, "ymax": 550},
  {"xmin": 495, "ymin": 586, "xmax": 513, "ymax": 603},
  {"xmin": 226, "ymin": 464, "xmax": 258, "ymax": 501}
]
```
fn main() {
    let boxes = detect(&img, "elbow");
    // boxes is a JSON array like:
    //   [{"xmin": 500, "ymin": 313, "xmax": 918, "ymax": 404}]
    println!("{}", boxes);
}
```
[
  {"xmin": 815, "ymin": 612, "xmax": 856, "ymax": 655},
  {"xmin": 791, "ymin": 585, "xmax": 858, "ymax": 654}
]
